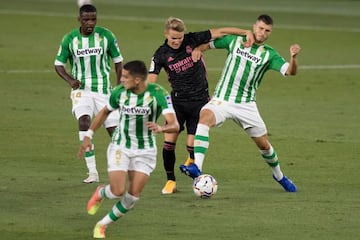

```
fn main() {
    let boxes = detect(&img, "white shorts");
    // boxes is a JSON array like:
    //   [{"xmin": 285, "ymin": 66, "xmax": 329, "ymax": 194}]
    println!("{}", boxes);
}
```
[
  {"xmin": 106, "ymin": 143, "xmax": 157, "ymax": 176},
  {"xmin": 202, "ymin": 98, "xmax": 267, "ymax": 137},
  {"xmin": 70, "ymin": 89, "xmax": 119, "ymax": 128}
]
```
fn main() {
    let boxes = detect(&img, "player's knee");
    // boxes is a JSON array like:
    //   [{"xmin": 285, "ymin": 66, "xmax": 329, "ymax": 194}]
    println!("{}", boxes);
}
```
[
  {"xmin": 110, "ymin": 186, "xmax": 126, "ymax": 197},
  {"xmin": 256, "ymin": 138, "xmax": 270, "ymax": 150},
  {"xmin": 249, "ymin": 132, "xmax": 271, "ymax": 149},
  {"xmin": 78, "ymin": 115, "xmax": 91, "ymax": 130},
  {"xmin": 199, "ymin": 109, "xmax": 215, "ymax": 126},
  {"xmin": 246, "ymin": 126, "xmax": 267, "ymax": 138},
  {"xmin": 106, "ymin": 126, "xmax": 117, "ymax": 136}
]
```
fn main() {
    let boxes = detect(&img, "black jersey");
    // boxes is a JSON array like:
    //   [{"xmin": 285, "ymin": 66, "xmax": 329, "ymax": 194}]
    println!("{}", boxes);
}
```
[{"xmin": 149, "ymin": 30, "xmax": 212, "ymax": 102}]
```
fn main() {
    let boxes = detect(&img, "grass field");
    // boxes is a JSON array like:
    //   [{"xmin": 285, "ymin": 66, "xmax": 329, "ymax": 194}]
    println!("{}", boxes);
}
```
[{"xmin": 1, "ymin": 0, "xmax": 360, "ymax": 239}]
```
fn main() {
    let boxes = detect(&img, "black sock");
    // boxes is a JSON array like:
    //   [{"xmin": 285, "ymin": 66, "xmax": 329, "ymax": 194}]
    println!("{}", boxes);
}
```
[
  {"xmin": 187, "ymin": 145, "xmax": 194, "ymax": 159},
  {"xmin": 163, "ymin": 141, "xmax": 176, "ymax": 181}
]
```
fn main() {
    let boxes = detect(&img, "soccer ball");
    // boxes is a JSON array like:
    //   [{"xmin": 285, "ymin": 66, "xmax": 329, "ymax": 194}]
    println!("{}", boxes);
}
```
[
  {"xmin": 77, "ymin": 0, "xmax": 92, "ymax": 7},
  {"xmin": 193, "ymin": 174, "xmax": 218, "ymax": 198}
]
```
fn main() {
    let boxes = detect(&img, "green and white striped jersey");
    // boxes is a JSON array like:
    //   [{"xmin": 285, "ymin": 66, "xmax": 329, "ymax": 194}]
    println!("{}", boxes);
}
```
[
  {"xmin": 210, "ymin": 35, "xmax": 289, "ymax": 103},
  {"xmin": 55, "ymin": 26, "xmax": 123, "ymax": 94},
  {"xmin": 109, "ymin": 83, "xmax": 175, "ymax": 150}
]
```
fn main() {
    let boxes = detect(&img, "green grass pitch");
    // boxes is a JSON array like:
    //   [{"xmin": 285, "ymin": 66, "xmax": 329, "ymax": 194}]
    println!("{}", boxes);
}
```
[{"xmin": 0, "ymin": 0, "xmax": 359, "ymax": 239}]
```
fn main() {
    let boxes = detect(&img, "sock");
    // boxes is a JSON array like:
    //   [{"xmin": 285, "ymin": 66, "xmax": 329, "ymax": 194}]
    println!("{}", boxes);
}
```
[
  {"xmin": 186, "ymin": 145, "xmax": 194, "ymax": 160},
  {"xmin": 163, "ymin": 141, "xmax": 176, "ymax": 181},
  {"xmin": 102, "ymin": 185, "xmax": 121, "ymax": 200},
  {"xmin": 260, "ymin": 145, "xmax": 284, "ymax": 180},
  {"xmin": 98, "ymin": 192, "xmax": 139, "ymax": 226},
  {"xmin": 79, "ymin": 131, "xmax": 98, "ymax": 174},
  {"xmin": 194, "ymin": 124, "xmax": 210, "ymax": 171}
]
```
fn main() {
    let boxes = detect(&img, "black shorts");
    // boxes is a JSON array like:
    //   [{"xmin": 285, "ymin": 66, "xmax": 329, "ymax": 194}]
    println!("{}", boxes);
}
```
[{"xmin": 173, "ymin": 99, "xmax": 208, "ymax": 134}]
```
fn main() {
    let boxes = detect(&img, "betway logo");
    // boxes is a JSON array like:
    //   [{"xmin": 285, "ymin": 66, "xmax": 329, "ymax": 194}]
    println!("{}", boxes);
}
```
[
  {"xmin": 236, "ymin": 48, "xmax": 261, "ymax": 64},
  {"xmin": 75, "ymin": 47, "xmax": 103, "ymax": 57},
  {"xmin": 120, "ymin": 105, "xmax": 150, "ymax": 115}
]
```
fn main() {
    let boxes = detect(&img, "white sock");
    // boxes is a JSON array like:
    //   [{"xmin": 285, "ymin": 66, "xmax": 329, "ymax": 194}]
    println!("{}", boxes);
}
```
[
  {"xmin": 271, "ymin": 165, "xmax": 284, "ymax": 181},
  {"xmin": 79, "ymin": 131, "xmax": 97, "ymax": 174},
  {"xmin": 260, "ymin": 145, "xmax": 283, "ymax": 180},
  {"xmin": 104, "ymin": 185, "xmax": 121, "ymax": 199},
  {"xmin": 194, "ymin": 123, "xmax": 210, "ymax": 171},
  {"xmin": 98, "ymin": 192, "xmax": 139, "ymax": 225},
  {"xmin": 98, "ymin": 215, "xmax": 114, "ymax": 226}
]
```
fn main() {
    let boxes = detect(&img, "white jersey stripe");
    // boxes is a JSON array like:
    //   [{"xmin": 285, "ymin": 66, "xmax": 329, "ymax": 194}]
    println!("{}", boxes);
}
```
[
  {"xmin": 212, "ymin": 35, "xmax": 288, "ymax": 103},
  {"xmin": 82, "ymin": 37, "xmax": 93, "ymax": 91}
]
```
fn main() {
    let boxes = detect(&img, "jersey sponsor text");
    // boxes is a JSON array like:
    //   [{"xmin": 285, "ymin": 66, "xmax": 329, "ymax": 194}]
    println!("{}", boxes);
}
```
[
  {"xmin": 75, "ymin": 47, "xmax": 103, "ymax": 57},
  {"xmin": 168, "ymin": 56, "xmax": 194, "ymax": 73},
  {"xmin": 120, "ymin": 105, "xmax": 150, "ymax": 115},
  {"xmin": 236, "ymin": 48, "xmax": 261, "ymax": 64}
]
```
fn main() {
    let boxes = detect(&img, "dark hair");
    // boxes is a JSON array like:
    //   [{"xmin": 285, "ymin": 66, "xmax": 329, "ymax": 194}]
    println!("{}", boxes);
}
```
[
  {"xmin": 257, "ymin": 14, "xmax": 273, "ymax": 25},
  {"xmin": 123, "ymin": 61, "xmax": 148, "ymax": 81},
  {"xmin": 79, "ymin": 4, "xmax": 97, "ymax": 15}
]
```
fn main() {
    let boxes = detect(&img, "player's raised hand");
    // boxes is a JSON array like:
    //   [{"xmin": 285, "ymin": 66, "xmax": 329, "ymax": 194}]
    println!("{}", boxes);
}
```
[
  {"xmin": 244, "ymin": 30, "xmax": 255, "ymax": 48},
  {"xmin": 290, "ymin": 44, "xmax": 301, "ymax": 57}
]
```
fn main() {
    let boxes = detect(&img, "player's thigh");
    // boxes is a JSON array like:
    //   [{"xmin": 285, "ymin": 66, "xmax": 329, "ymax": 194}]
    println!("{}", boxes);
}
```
[
  {"xmin": 127, "ymin": 171, "xmax": 150, "ymax": 196},
  {"xmin": 93, "ymin": 93, "xmax": 118, "ymax": 128},
  {"xmin": 200, "ymin": 99, "xmax": 230, "ymax": 126},
  {"xmin": 185, "ymin": 100, "xmax": 207, "ymax": 134},
  {"xmin": 232, "ymin": 102, "xmax": 267, "ymax": 137},
  {"xmin": 172, "ymin": 101, "xmax": 186, "ymax": 132},
  {"xmin": 126, "ymin": 149, "xmax": 156, "ymax": 196},
  {"xmin": 107, "ymin": 143, "xmax": 130, "ymax": 172},
  {"xmin": 71, "ymin": 90, "xmax": 94, "ymax": 119},
  {"xmin": 128, "ymin": 150, "xmax": 157, "ymax": 176},
  {"xmin": 107, "ymin": 143, "xmax": 131, "ymax": 195},
  {"xmin": 108, "ymin": 170, "xmax": 127, "ymax": 196}
]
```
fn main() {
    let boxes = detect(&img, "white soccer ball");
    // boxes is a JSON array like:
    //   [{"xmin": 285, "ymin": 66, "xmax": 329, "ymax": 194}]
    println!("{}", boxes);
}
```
[
  {"xmin": 77, "ymin": 0, "xmax": 92, "ymax": 7},
  {"xmin": 193, "ymin": 174, "xmax": 218, "ymax": 198}
]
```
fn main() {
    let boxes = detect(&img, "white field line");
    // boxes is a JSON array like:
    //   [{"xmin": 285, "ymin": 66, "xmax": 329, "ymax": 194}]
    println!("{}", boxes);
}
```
[
  {"xmin": 208, "ymin": 64, "xmax": 360, "ymax": 71},
  {"xmin": 0, "ymin": 65, "xmax": 359, "ymax": 74},
  {"xmin": 1, "ymin": 9, "xmax": 360, "ymax": 33}
]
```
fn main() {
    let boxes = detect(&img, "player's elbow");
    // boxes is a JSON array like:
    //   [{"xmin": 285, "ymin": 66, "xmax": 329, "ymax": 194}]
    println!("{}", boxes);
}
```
[{"xmin": 287, "ymin": 69, "xmax": 298, "ymax": 76}]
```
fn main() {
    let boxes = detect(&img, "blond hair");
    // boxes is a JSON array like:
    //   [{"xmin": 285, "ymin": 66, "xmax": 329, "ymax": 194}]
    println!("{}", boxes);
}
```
[{"xmin": 165, "ymin": 17, "xmax": 186, "ymax": 32}]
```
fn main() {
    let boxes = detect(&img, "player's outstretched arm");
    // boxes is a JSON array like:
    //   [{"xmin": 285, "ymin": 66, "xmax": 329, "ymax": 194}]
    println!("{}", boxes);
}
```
[{"xmin": 209, "ymin": 28, "xmax": 254, "ymax": 47}]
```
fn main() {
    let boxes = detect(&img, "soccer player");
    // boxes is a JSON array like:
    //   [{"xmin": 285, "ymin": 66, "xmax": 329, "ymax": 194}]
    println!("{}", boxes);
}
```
[
  {"xmin": 180, "ymin": 14, "xmax": 301, "ymax": 192},
  {"xmin": 148, "ymin": 17, "xmax": 254, "ymax": 194},
  {"xmin": 54, "ymin": 4, "xmax": 123, "ymax": 183},
  {"xmin": 78, "ymin": 60, "xmax": 179, "ymax": 238}
]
